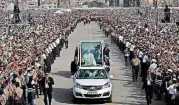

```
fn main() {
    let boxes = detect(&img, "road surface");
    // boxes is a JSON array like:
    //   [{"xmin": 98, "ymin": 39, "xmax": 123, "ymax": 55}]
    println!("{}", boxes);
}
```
[{"xmin": 34, "ymin": 22, "xmax": 165, "ymax": 105}]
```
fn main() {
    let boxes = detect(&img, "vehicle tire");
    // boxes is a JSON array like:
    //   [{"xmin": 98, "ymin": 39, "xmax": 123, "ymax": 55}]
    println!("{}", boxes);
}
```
[
  {"xmin": 107, "ymin": 95, "xmax": 112, "ymax": 103},
  {"xmin": 72, "ymin": 95, "xmax": 78, "ymax": 103}
]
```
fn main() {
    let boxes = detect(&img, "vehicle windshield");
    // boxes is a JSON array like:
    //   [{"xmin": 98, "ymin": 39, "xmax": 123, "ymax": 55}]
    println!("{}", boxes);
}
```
[
  {"xmin": 76, "ymin": 69, "xmax": 108, "ymax": 79},
  {"xmin": 80, "ymin": 42, "xmax": 102, "ymax": 67}
]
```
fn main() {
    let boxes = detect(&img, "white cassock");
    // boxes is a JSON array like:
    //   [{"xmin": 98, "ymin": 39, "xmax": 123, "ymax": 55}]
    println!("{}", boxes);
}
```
[{"xmin": 83, "ymin": 53, "xmax": 96, "ymax": 66}]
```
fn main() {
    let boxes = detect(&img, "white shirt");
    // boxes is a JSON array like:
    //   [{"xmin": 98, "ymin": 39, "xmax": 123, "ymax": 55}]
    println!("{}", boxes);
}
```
[
  {"xmin": 125, "ymin": 41, "xmax": 130, "ymax": 48},
  {"xmin": 119, "ymin": 35, "xmax": 123, "ymax": 42},
  {"xmin": 42, "ymin": 54, "xmax": 46, "ymax": 59},
  {"xmin": 130, "ymin": 45, "xmax": 135, "ymax": 51},
  {"xmin": 167, "ymin": 84, "xmax": 177, "ymax": 95},
  {"xmin": 50, "ymin": 44, "xmax": 54, "ymax": 49},
  {"xmin": 145, "ymin": 28, "xmax": 149, "ymax": 32},
  {"xmin": 138, "ymin": 51, "xmax": 143, "ymax": 58},
  {"xmin": 46, "ymin": 49, "xmax": 50, "ymax": 54},
  {"xmin": 149, "ymin": 63, "xmax": 157, "ymax": 73},
  {"xmin": 45, "ymin": 83, "xmax": 49, "ymax": 88},
  {"xmin": 56, "ymin": 38, "xmax": 60, "ymax": 44},
  {"xmin": 142, "ymin": 55, "xmax": 148, "ymax": 63},
  {"xmin": 111, "ymin": 32, "xmax": 115, "ymax": 36},
  {"xmin": 48, "ymin": 47, "xmax": 52, "ymax": 53},
  {"xmin": 106, "ymin": 28, "xmax": 109, "ymax": 31},
  {"xmin": 53, "ymin": 42, "xmax": 56, "ymax": 48},
  {"xmin": 60, "ymin": 35, "xmax": 62, "ymax": 39}
]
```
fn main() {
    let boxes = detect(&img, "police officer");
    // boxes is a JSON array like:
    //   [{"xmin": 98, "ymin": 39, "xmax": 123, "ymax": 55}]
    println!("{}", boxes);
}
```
[
  {"xmin": 64, "ymin": 35, "xmax": 69, "ymax": 49},
  {"xmin": 142, "ymin": 72, "xmax": 154, "ymax": 105},
  {"xmin": 43, "ymin": 74, "xmax": 54, "ymax": 105}
]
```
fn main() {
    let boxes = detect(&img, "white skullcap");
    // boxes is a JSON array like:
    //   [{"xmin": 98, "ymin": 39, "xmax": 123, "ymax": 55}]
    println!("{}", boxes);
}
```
[
  {"xmin": 167, "ymin": 69, "xmax": 173, "ymax": 73},
  {"xmin": 151, "ymin": 59, "xmax": 157, "ymax": 63}
]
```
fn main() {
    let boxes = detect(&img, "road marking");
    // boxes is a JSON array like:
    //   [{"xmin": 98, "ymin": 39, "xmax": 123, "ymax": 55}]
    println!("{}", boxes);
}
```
[
  {"xmin": 88, "ymin": 24, "xmax": 92, "ymax": 40},
  {"xmin": 105, "ymin": 103, "xmax": 113, "ymax": 105}
]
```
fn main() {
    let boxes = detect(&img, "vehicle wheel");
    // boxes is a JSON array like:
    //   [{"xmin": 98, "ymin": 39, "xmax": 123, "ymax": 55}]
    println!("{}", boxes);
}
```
[
  {"xmin": 107, "ymin": 95, "xmax": 112, "ymax": 103},
  {"xmin": 72, "ymin": 95, "xmax": 78, "ymax": 103}
]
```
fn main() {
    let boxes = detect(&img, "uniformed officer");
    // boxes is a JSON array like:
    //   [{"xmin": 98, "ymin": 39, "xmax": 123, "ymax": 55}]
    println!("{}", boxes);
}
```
[
  {"xmin": 55, "ymin": 37, "xmax": 60, "ymax": 57},
  {"xmin": 44, "ymin": 49, "xmax": 51, "ymax": 73},
  {"xmin": 64, "ymin": 35, "xmax": 69, "ymax": 49},
  {"xmin": 43, "ymin": 74, "xmax": 54, "ymax": 105},
  {"xmin": 142, "ymin": 72, "xmax": 154, "ymax": 105}
]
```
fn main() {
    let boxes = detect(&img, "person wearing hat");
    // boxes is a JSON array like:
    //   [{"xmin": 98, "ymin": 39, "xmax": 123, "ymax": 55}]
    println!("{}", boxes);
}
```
[
  {"xmin": 131, "ymin": 54, "xmax": 140, "ymax": 82},
  {"xmin": 149, "ymin": 59, "xmax": 157, "ymax": 79},
  {"xmin": 167, "ymin": 78, "xmax": 177, "ymax": 105}
]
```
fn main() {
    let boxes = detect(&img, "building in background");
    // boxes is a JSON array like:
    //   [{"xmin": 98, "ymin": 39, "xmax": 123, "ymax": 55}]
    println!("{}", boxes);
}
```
[{"xmin": 105, "ymin": 0, "xmax": 123, "ymax": 7}]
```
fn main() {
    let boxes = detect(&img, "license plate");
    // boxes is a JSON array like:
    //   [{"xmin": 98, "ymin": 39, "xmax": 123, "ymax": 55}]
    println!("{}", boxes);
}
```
[{"xmin": 87, "ymin": 91, "xmax": 97, "ymax": 95}]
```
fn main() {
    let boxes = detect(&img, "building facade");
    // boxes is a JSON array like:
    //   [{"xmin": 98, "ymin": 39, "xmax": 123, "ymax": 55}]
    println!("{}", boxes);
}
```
[{"xmin": 106, "ymin": 0, "xmax": 123, "ymax": 7}]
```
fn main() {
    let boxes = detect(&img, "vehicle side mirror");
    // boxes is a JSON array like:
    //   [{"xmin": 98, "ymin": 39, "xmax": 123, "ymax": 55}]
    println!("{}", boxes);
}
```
[{"xmin": 109, "ymin": 75, "xmax": 113, "ymax": 79}]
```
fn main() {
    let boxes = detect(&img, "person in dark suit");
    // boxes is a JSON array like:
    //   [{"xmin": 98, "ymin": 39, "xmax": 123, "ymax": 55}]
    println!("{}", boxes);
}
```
[
  {"xmin": 142, "ymin": 72, "xmax": 153, "ymax": 105},
  {"xmin": 64, "ymin": 35, "xmax": 69, "ymax": 49},
  {"xmin": 74, "ymin": 47, "xmax": 78, "ymax": 57},
  {"xmin": 43, "ymin": 74, "xmax": 54, "ymax": 105},
  {"xmin": 71, "ymin": 57, "xmax": 78, "ymax": 75}
]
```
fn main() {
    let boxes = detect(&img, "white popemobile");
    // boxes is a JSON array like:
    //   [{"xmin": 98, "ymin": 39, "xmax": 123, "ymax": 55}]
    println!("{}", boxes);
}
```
[
  {"xmin": 71, "ymin": 40, "xmax": 113, "ymax": 103},
  {"xmin": 71, "ymin": 66, "xmax": 113, "ymax": 102}
]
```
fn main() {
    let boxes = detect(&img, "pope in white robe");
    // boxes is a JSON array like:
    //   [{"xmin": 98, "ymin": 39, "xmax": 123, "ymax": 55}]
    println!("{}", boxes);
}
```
[{"xmin": 82, "ymin": 49, "xmax": 96, "ymax": 66}]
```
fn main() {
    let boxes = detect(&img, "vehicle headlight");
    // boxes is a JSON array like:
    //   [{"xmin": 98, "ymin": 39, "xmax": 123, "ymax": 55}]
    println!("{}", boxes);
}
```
[
  {"xmin": 102, "ymin": 82, "xmax": 110, "ymax": 89},
  {"xmin": 75, "ymin": 83, "xmax": 83, "ymax": 89}
]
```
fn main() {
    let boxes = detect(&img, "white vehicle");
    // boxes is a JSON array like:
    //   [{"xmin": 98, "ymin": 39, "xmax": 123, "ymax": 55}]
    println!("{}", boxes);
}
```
[{"xmin": 71, "ymin": 66, "xmax": 113, "ymax": 103}]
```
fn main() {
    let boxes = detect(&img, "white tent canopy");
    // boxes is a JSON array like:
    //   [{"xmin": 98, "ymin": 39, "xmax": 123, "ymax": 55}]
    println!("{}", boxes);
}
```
[
  {"xmin": 66, "ymin": 9, "xmax": 72, "ymax": 12},
  {"xmin": 60, "ymin": 8, "xmax": 72, "ymax": 12},
  {"xmin": 54, "ymin": 10, "xmax": 64, "ymax": 14}
]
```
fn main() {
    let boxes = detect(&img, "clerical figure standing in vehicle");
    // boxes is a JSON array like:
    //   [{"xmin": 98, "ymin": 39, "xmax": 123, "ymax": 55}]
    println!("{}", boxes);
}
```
[{"xmin": 82, "ymin": 49, "xmax": 96, "ymax": 66}]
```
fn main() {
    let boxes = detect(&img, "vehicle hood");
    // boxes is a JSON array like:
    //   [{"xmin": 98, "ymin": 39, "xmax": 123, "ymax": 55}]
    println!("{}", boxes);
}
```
[{"xmin": 75, "ymin": 79, "xmax": 109, "ymax": 86}]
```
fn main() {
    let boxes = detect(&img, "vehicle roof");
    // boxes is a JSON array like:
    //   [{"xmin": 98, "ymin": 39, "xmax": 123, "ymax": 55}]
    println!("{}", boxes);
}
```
[
  {"xmin": 79, "ymin": 40, "xmax": 103, "ymax": 43},
  {"xmin": 79, "ymin": 66, "xmax": 105, "ymax": 70}
]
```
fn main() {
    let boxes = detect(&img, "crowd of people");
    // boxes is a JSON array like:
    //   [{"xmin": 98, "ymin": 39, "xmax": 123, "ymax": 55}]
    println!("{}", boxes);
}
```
[
  {"xmin": 0, "ymin": 8, "xmax": 179, "ymax": 105},
  {"xmin": 96, "ymin": 9, "xmax": 179, "ymax": 105},
  {"xmin": 0, "ymin": 10, "xmax": 79, "ymax": 105}
]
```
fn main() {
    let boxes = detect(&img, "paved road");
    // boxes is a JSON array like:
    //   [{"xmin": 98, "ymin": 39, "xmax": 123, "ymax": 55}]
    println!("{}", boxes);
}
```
[{"xmin": 34, "ymin": 22, "xmax": 165, "ymax": 105}]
